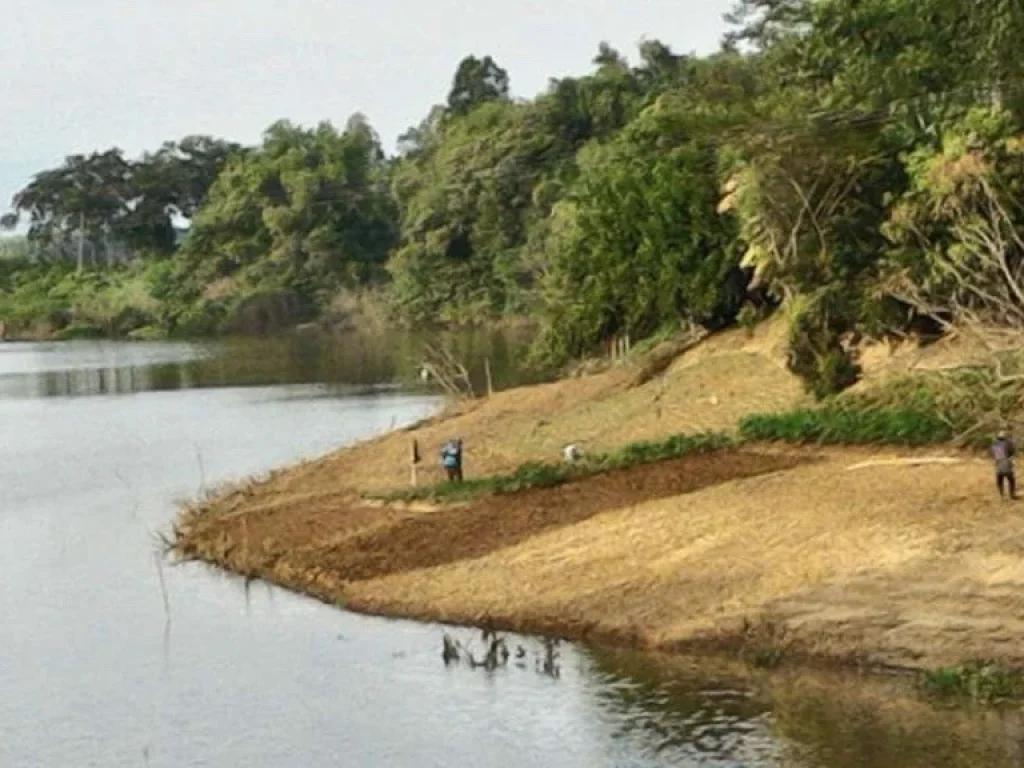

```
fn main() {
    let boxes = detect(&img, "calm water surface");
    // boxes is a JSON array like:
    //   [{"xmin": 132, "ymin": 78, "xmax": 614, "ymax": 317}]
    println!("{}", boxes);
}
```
[{"xmin": 1, "ymin": 336, "xmax": 1021, "ymax": 767}]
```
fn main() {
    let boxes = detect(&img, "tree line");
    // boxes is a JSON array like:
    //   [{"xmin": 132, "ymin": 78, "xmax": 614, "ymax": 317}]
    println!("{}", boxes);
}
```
[{"xmin": 4, "ymin": 0, "xmax": 1024, "ymax": 395}]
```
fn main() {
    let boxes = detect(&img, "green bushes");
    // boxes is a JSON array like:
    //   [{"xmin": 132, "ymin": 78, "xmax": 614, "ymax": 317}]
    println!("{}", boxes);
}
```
[
  {"xmin": 376, "ymin": 431, "xmax": 733, "ymax": 503},
  {"xmin": 0, "ymin": 261, "xmax": 167, "ymax": 338},
  {"xmin": 54, "ymin": 324, "xmax": 106, "ymax": 341},
  {"xmin": 740, "ymin": 407, "xmax": 954, "ymax": 446},
  {"xmin": 168, "ymin": 299, "xmax": 229, "ymax": 337},
  {"xmin": 742, "ymin": 364, "xmax": 1024, "ymax": 447},
  {"xmin": 379, "ymin": 463, "xmax": 569, "ymax": 504},
  {"xmin": 601, "ymin": 432, "xmax": 733, "ymax": 469},
  {"xmin": 0, "ymin": 262, "xmax": 73, "ymax": 332},
  {"xmin": 785, "ymin": 291, "xmax": 863, "ymax": 400}
]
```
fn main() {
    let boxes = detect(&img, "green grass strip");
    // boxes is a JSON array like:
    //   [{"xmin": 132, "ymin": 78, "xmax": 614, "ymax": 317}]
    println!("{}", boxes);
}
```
[
  {"xmin": 373, "ymin": 431, "xmax": 734, "ymax": 503},
  {"xmin": 739, "ymin": 407, "xmax": 956, "ymax": 446}
]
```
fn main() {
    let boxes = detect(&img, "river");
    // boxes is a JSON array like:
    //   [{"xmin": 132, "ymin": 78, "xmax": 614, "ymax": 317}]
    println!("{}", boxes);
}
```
[{"xmin": 2, "ymin": 335, "xmax": 1021, "ymax": 767}]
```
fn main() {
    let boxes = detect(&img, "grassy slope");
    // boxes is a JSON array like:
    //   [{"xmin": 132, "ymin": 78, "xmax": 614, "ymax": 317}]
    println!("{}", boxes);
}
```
[{"xmin": 174, "ymin": 319, "xmax": 1024, "ymax": 671}]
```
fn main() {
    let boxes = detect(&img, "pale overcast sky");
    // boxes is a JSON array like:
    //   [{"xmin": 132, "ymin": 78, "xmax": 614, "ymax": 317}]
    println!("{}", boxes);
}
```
[{"xmin": 1, "ymin": 0, "xmax": 734, "ymax": 218}]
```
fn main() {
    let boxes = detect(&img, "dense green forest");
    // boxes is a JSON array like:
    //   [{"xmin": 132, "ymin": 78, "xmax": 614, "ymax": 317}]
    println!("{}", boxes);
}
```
[{"xmin": 4, "ymin": 0, "xmax": 1024, "ymax": 396}]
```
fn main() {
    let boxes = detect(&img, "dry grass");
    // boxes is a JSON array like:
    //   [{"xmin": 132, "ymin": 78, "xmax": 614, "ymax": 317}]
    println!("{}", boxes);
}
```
[
  {"xmin": 855, "ymin": 333, "xmax": 1002, "ymax": 387},
  {"xmin": 203, "ymin": 318, "xmax": 807, "ymax": 500}
]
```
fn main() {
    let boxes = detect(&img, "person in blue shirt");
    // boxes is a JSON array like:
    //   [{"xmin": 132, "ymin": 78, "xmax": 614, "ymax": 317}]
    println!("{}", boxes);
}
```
[{"xmin": 441, "ymin": 439, "xmax": 463, "ymax": 483}]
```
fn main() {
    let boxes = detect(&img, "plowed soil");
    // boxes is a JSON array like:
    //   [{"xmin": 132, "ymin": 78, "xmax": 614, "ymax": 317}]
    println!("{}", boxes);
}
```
[
  {"xmin": 176, "ymin": 450, "xmax": 809, "ymax": 582},
  {"xmin": 296, "ymin": 451, "xmax": 808, "ymax": 582}
]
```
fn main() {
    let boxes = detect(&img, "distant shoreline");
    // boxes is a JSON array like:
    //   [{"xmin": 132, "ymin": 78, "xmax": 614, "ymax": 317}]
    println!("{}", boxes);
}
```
[{"xmin": 0, "ymin": 313, "xmax": 537, "ymax": 344}]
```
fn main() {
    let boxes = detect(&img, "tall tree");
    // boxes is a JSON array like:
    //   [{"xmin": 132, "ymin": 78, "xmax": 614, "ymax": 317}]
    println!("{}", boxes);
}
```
[
  {"xmin": 3, "ymin": 149, "xmax": 132, "ymax": 267},
  {"xmin": 535, "ymin": 95, "xmax": 743, "ymax": 364},
  {"xmin": 174, "ymin": 115, "xmax": 397, "ymax": 313},
  {"xmin": 2, "ymin": 137, "xmax": 241, "ymax": 262},
  {"xmin": 447, "ymin": 55, "xmax": 511, "ymax": 115}
]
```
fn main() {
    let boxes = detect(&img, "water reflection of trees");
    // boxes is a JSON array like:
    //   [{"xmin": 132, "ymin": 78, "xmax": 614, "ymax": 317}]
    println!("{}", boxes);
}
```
[
  {"xmin": 767, "ymin": 673, "xmax": 1024, "ymax": 768},
  {"xmin": 584, "ymin": 648, "xmax": 782, "ymax": 766},
  {"xmin": 24, "ymin": 362, "xmax": 187, "ymax": 397},
  {"xmin": 442, "ymin": 632, "xmax": 565, "ymax": 679},
  {"xmin": 5, "ymin": 327, "xmax": 539, "ymax": 399},
  {"xmin": 585, "ymin": 648, "xmax": 1024, "ymax": 768}
]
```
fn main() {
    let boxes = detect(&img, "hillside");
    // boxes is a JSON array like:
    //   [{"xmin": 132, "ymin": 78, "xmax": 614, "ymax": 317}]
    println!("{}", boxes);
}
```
[{"xmin": 174, "ymin": 321, "xmax": 1024, "ymax": 672}]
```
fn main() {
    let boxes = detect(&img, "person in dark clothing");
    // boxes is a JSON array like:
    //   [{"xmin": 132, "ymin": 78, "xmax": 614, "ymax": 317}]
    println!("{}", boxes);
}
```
[
  {"xmin": 454, "ymin": 439, "xmax": 463, "ymax": 482},
  {"xmin": 440, "ymin": 439, "xmax": 464, "ymax": 483},
  {"xmin": 992, "ymin": 430, "xmax": 1017, "ymax": 500}
]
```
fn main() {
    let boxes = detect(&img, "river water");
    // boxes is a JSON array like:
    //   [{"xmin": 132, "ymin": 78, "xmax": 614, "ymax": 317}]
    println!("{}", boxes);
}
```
[{"xmin": 2, "ymin": 335, "xmax": 1022, "ymax": 767}]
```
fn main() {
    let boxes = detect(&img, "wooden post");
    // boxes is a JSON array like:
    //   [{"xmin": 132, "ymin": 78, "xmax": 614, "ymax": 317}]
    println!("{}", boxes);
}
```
[
  {"xmin": 410, "ymin": 439, "xmax": 420, "ymax": 487},
  {"xmin": 484, "ymin": 357, "xmax": 493, "ymax": 398}
]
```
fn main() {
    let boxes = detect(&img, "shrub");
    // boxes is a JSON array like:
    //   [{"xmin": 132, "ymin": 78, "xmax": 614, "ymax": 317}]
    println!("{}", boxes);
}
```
[
  {"xmin": 506, "ymin": 461, "xmax": 567, "ymax": 490},
  {"xmin": 170, "ymin": 299, "xmax": 229, "ymax": 337},
  {"xmin": 786, "ymin": 291, "xmax": 862, "ymax": 399},
  {"xmin": 737, "ymin": 303, "xmax": 760, "ymax": 337},
  {"xmin": 740, "ymin": 407, "xmax": 954, "ymax": 446},
  {"xmin": 54, "ymin": 323, "xmax": 105, "ymax": 341},
  {"xmin": 599, "ymin": 432, "xmax": 733, "ymax": 469},
  {"xmin": 921, "ymin": 661, "xmax": 1024, "ymax": 704},
  {"xmin": 127, "ymin": 325, "xmax": 166, "ymax": 341},
  {"xmin": 742, "ymin": 362, "xmax": 1024, "ymax": 448}
]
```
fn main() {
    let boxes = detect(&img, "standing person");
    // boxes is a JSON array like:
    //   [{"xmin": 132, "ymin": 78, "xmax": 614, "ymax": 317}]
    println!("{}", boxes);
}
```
[
  {"xmin": 992, "ymin": 429, "xmax": 1017, "ymax": 500},
  {"xmin": 441, "ymin": 439, "xmax": 464, "ymax": 483}
]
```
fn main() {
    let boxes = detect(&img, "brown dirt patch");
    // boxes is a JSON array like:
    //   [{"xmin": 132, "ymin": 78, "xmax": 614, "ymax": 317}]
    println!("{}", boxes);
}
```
[
  {"xmin": 177, "ymin": 450, "xmax": 811, "ymax": 585},
  {"xmin": 301, "ymin": 451, "xmax": 809, "ymax": 582}
]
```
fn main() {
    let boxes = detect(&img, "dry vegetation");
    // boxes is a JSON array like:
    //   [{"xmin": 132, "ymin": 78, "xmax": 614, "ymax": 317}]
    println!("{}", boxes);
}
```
[{"xmin": 174, "ymin": 318, "xmax": 1024, "ymax": 672}]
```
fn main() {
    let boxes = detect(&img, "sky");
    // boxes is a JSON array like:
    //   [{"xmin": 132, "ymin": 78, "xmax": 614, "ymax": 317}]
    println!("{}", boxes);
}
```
[{"xmin": 0, "ymin": 0, "xmax": 735, "ymax": 224}]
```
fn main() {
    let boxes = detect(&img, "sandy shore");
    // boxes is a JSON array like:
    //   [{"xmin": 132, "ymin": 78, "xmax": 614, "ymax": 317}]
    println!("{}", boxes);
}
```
[{"xmin": 173, "ymin": 323, "xmax": 1024, "ymax": 672}]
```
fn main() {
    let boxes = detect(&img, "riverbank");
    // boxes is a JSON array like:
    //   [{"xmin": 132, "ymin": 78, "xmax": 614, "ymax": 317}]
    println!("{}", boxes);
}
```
[
  {"xmin": 0, "ymin": 259, "xmax": 539, "ymax": 343},
  {"xmin": 173, "ymin": 320, "xmax": 1024, "ymax": 673}
]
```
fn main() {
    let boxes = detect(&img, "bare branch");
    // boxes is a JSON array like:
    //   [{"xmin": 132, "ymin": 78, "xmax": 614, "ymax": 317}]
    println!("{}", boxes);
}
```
[{"xmin": 420, "ymin": 339, "xmax": 475, "ymax": 400}]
